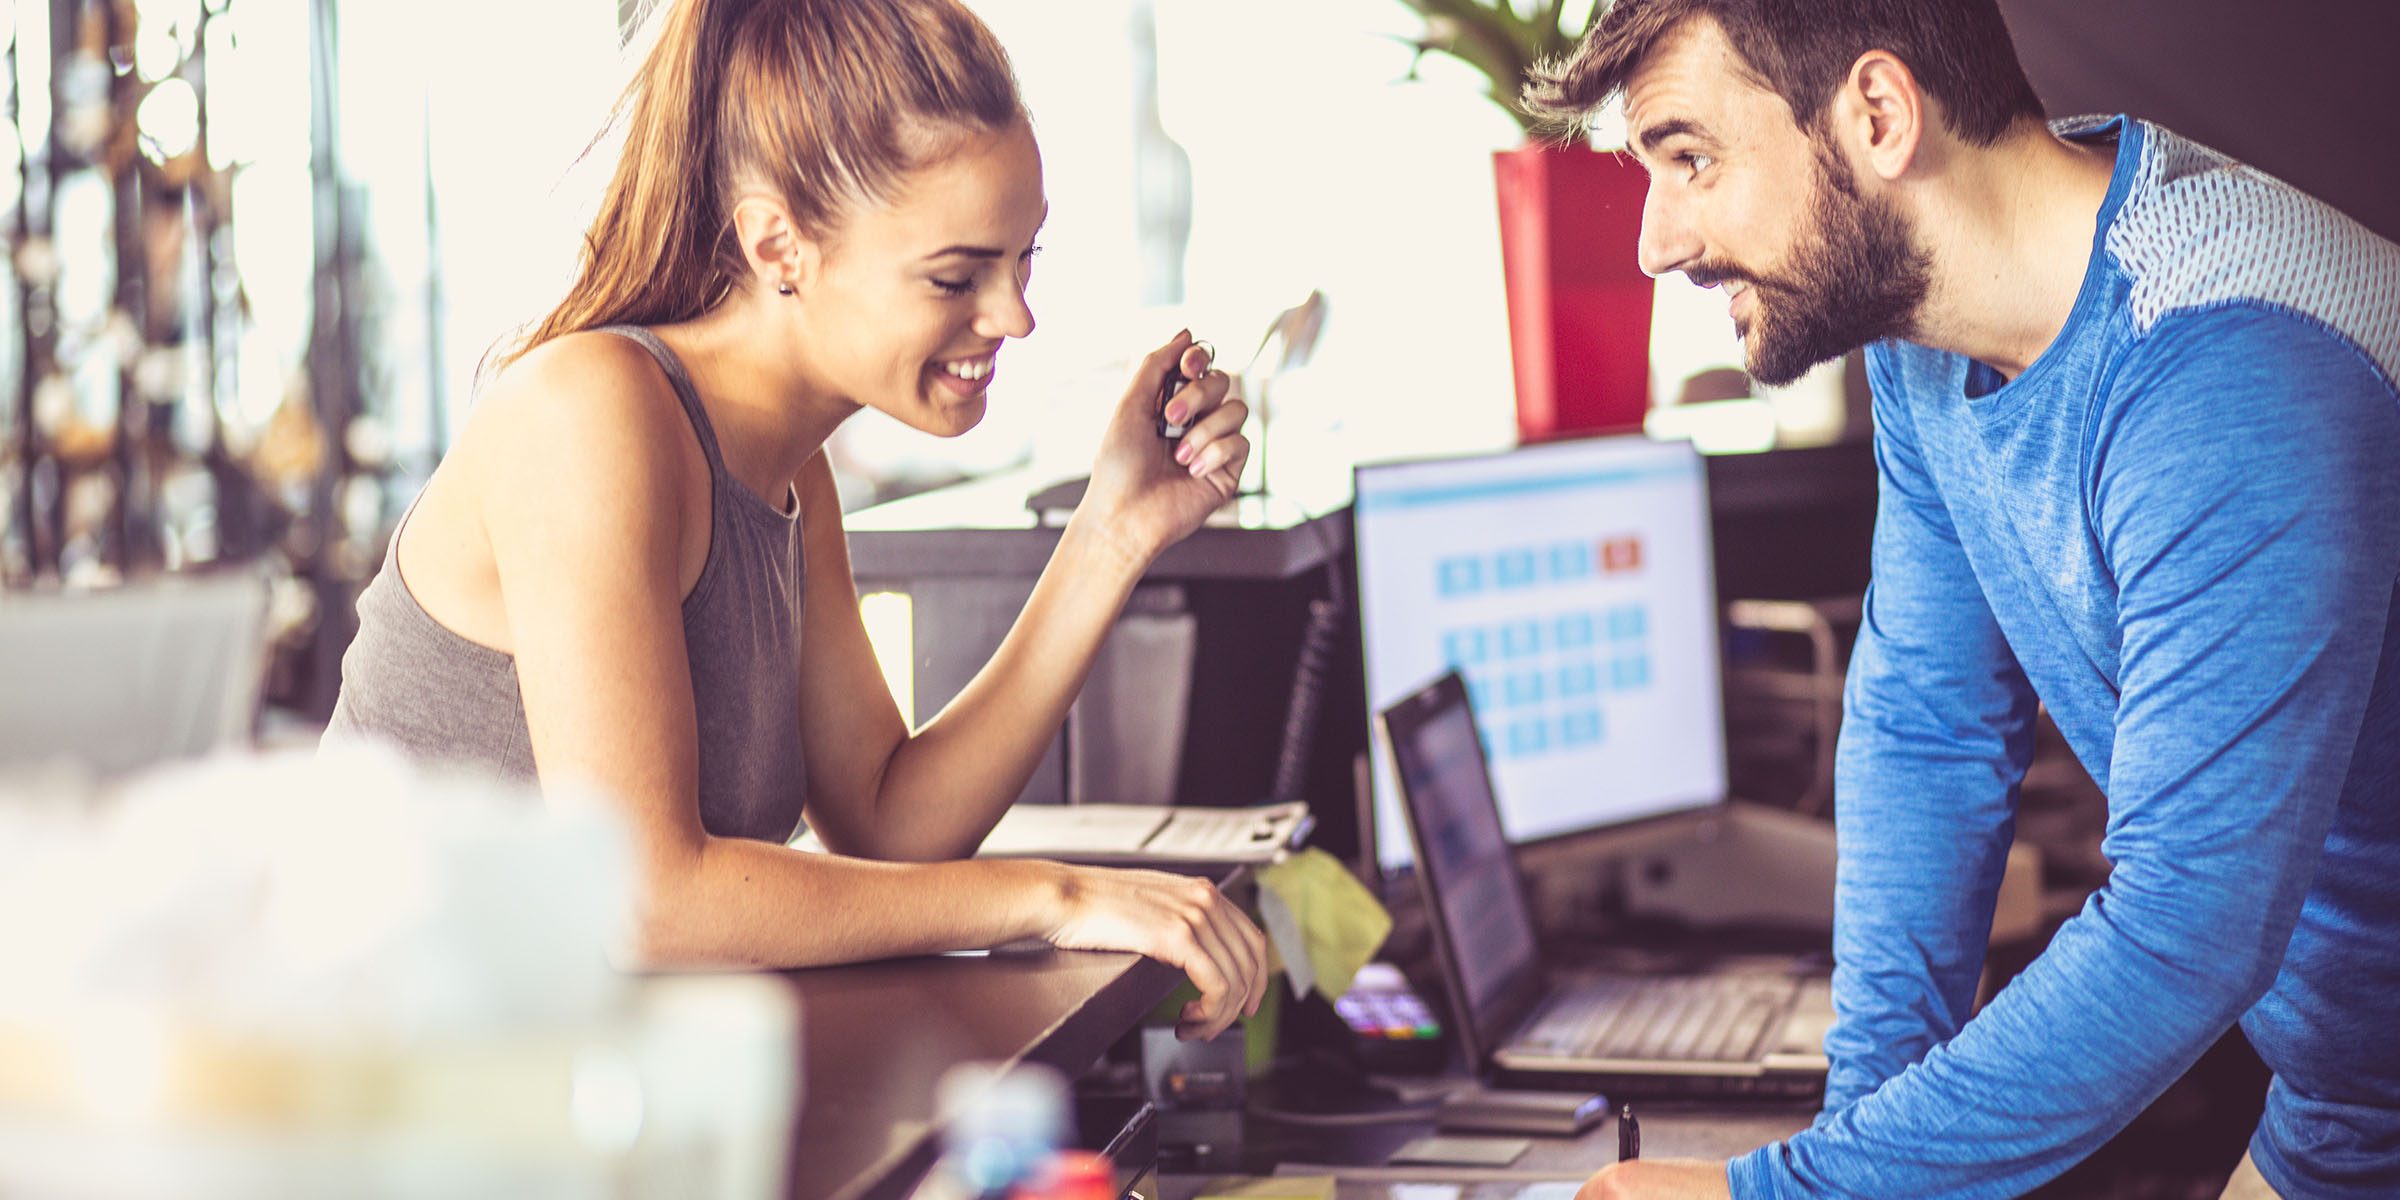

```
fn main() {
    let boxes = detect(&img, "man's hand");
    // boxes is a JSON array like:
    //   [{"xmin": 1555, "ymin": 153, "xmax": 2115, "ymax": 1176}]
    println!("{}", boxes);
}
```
[{"xmin": 1575, "ymin": 1159, "xmax": 1731, "ymax": 1200}]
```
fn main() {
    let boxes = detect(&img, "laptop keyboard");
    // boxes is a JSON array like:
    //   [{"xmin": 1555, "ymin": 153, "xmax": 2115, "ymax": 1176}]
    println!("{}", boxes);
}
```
[{"xmin": 1517, "ymin": 975, "xmax": 1795, "ymax": 1063}]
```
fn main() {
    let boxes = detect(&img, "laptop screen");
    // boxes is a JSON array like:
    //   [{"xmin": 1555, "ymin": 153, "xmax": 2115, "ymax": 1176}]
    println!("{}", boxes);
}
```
[
  {"xmin": 1355, "ymin": 435, "xmax": 1729, "ymax": 872},
  {"xmin": 1381, "ymin": 672, "xmax": 1545, "ymax": 1061}
]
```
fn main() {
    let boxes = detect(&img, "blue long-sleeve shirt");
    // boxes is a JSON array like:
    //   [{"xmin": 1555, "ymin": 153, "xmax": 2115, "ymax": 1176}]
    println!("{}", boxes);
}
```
[{"xmin": 1730, "ymin": 116, "xmax": 2400, "ymax": 1199}]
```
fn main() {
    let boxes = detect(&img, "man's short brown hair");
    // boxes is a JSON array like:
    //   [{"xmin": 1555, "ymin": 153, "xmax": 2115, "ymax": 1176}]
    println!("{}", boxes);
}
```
[{"xmin": 1524, "ymin": 0, "xmax": 2045, "ymax": 146}]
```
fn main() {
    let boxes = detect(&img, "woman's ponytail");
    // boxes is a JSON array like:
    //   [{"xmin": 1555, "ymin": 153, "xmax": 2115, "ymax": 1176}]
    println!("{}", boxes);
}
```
[{"xmin": 497, "ymin": 0, "xmax": 1023, "ymax": 374}]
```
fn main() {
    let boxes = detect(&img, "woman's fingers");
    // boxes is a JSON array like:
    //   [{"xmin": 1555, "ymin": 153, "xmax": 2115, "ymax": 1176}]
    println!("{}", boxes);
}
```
[
  {"xmin": 1157, "ymin": 879, "xmax": 1246, "ymax": 1039},
  {"xmin": 1203, "ymin": 887, "xmax": 1269, "ymax": 1019},
  {"xmin": 1179, "ymin": 922, "xmax": 1244, "ymax": 1038},
  {"xmin": 1208, "ymin": 886, "xmax": 1269, "ymax": 1022},
  {"xmin": 1181, "ymin": 433, "xmax": 1249, "ymax": 485},
  {"xmin": 1162, "ymin": 875, "xmax": 1264, "ymax": 1040},
  {"xmin": 1172, "ymin": 394, "xmax": 1246, "ymax": 448},
  {"xmin": 1172, "ymin": 400, "xmax": 1249, "ymax": 471},
  {"xmin": 1130, "ymin": 332, "xmax": 1199, "ymax": 422},
  {"xmin": 1172, "ymin": 396, "xmax": 1249, "ymax": 477},
  {"xmin": 1046, "ymin": 864, "xmax": 1266, "ymax": 1042},
  {"xmin": 1160, "ymin": 367, "xmax": 1232, "ymax": 429},
  {"xmin": 1186, "ymin": 894, "xmax": 1248, "ymax": 1025},
  {"xmin": 1239, "ymin": 900, "xmax": 1270, "ymax": 1016},
  {"xmin": 1145, "ymin": 331, "xmax": 1196, "ymax": 380}
]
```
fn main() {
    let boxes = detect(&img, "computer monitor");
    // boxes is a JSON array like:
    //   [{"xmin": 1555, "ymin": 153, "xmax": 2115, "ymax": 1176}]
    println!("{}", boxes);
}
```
[{"xmin": 1353, "ymin": 434, "xmax": 1729, "ymax": 873}]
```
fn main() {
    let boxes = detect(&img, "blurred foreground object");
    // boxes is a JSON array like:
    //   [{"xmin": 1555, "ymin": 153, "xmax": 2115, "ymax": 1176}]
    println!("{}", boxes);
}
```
[
  {"xmin": 0, "ymin": 570, "xmax": 272, "ymax": 778},
  {"xmin": 0, "ymin": 746, "xmax": 800, "ymax": 1199}
]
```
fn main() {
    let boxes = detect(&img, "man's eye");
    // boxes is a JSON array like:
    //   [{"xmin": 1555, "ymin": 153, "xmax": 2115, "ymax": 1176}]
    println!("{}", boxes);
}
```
[{"xmin": 1679, "ymin": 153, "xmax": 1714, "ymax": 177}]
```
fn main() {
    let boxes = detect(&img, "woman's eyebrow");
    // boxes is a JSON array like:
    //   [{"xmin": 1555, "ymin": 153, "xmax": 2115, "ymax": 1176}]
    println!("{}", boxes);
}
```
[{"xmin": 922, "ymin": 208, "xmax": 1049, "ymax": 262}]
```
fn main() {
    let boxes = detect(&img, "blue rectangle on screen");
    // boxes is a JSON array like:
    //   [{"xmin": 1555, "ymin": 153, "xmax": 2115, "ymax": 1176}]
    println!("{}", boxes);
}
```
[
  {"xmin": 1508, "ymin": 718, "xmax": 1550, "ymax": 757},
  {"xmin": 1608, "ymin": 605, "xmax": 1648, "ymax": 641},
  {"xmin": 1443, "ymin": 627, "xmax": 1489, "ymax": 667},
  {"xmin": 1500, "ymin": 620, "xmax": 1544, "ymax": 658},
  {"xmin": 1437, "ymin": 556, "xmax": 1483, "ymax": 597},
  {"xmin": 1611, "ymin": 655, "xmax": 1650, "ymax": 689},
  {"xmin": 1496, "ymin": 549, "xmax": 1538, "ymax": 589},
  {"xmin": 1557, "ymin": 661, "xmax": 1600, "ymax": 696},
  {"xmin": 1554, "ymin": 612, "xmax": 1596, "ymax": 649},
  {"xmin": 1559, "ymin": 709, "xmax": 1603, "ymax": 746}
]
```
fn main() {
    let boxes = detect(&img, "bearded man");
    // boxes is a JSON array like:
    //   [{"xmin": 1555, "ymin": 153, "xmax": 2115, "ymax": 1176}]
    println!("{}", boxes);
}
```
[{"xmin": 1523, "ymin": 2, "xmax": 2400, "ymax": 1197}]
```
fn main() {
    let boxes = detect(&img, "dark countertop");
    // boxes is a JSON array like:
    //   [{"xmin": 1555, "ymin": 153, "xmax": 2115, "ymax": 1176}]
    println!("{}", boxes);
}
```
[
  {"xmin": 787, "ymin": 945, "xmax": 1181, "ymax": 1200},
  {"xmin": 1168, "ymin": 1092, "xmax": 1815, "ymax": 1195}
]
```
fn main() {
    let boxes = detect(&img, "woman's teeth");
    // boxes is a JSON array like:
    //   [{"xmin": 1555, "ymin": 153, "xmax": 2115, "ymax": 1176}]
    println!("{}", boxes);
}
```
[{"xmin": 942, "ymin": 358, "xmax": 992, "ymax": 381}]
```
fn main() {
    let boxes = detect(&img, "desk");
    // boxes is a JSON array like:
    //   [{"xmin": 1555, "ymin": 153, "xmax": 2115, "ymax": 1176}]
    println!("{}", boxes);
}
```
[
  {"xmin": 786, "ymin": 946, "xmax": 1180, "ymax": 1200},
  {"xmin": 775, "ymin": 939, "xmax": 1811, "ymax": 1200},
  {"xmin": 1171, "ymin": 1094, "xmax": 1814, "ymax": 1196}
]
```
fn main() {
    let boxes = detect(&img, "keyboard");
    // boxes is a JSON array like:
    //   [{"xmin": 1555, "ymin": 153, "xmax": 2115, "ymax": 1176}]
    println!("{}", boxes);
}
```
[{"xmin": 1513, "ymin": 975, "xmax": 1796, "ymax": 1063}]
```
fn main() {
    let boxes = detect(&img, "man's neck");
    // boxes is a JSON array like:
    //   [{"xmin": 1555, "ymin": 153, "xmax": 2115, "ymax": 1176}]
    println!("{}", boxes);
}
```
[{"xmin": 1905, "ymin": 122, "xmax": 2121, "ymax": 380}]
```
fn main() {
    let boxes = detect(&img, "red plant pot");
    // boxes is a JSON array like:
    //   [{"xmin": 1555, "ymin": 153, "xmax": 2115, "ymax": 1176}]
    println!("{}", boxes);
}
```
[{"xmin": 1492, "ymin": 143, "xmax": 1655, "ymax": 441}]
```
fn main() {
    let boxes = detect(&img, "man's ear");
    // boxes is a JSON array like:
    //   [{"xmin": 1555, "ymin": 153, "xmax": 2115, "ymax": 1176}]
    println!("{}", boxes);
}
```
[
  {"xmin": 1831, "ymin": 49, "xmax": 1926, "ymax": 183},
  {"xmin": 730, "ymin": 191, "xmax": 818, "ymax": 293}
]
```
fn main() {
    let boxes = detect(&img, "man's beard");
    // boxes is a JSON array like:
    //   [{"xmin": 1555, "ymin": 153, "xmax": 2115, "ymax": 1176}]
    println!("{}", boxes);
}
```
[{"xmin": 1695, "ymin": 145, "xmax": 1932, "ymax": 387}]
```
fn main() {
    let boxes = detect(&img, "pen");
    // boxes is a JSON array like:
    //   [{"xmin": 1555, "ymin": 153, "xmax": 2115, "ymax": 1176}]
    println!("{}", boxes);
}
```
[{"xmin": 1618, "ymin": 1102, "xmax": 1640, "ymax": 1162}]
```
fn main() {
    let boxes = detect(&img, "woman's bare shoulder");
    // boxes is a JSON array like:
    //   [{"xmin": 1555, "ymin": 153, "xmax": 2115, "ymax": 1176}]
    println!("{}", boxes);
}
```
[
  {"xmin": 478, "ymin": 331, "xmax": 680, "ymax": 432},
  {"xmin": 450, "ymin": 331, "xmax": 702, "ymax": 537},
  {"xmin": 394, "ymin": 331, "xmax": 705, "ymax": 651}
]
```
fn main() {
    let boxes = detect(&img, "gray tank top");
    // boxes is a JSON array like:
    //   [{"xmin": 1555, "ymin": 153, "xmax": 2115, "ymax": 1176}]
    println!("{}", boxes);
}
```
[{"xmin": 326, "ymin": 325, "xmax": 809, "ymax": 842}]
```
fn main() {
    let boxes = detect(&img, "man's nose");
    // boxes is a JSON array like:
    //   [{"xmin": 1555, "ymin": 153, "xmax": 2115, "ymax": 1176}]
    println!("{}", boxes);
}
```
[{"xmin": 1635, "ymin": 181, "xmax": 1702, "ymax": 279}]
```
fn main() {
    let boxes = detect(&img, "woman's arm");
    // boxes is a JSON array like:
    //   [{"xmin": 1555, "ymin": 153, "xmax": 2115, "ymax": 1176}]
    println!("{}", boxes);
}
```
[
  {"xmin": 468, "ymin": 335, "xmax": 1262, "ymax": 1037},
  {"xmin": 797, "ymin": 333, "xmax": 1249, "ymax": 863}
]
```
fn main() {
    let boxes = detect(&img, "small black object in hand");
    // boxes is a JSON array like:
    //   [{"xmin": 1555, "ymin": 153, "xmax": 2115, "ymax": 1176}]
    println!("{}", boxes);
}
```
[{"xmin": 1155, "ymin": 340, "xmax": 1212, "ymax": 441}]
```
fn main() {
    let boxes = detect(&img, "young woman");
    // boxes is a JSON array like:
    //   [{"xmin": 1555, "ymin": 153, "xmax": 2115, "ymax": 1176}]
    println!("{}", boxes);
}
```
[{"xmin": 326, "ymin": 0, "xmax": 1267, "ymax": 1040}]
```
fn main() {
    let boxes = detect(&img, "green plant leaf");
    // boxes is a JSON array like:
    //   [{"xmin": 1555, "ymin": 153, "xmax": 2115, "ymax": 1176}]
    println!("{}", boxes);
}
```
[{"xmin": 1394, "ymin": 0, "xmax": 1612, "ymax": 135}]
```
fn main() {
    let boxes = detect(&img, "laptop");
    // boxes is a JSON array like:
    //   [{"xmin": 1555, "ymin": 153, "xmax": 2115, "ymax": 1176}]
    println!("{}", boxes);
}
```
[{"xmin": 1380, "ymin": 670, "xmax": 1832, "ymax": 1099}]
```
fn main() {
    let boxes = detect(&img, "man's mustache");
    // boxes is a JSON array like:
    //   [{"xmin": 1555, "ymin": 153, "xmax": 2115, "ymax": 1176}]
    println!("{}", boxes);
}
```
[{"xmin": 1684, "ymin": 263, "xmax": 1763, "ymax": 291}]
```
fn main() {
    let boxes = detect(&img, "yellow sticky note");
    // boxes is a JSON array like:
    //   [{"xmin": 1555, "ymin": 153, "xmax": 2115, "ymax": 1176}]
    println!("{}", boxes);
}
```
[
  {"xmin": 1255, "ymin": 847, "xmax": 1391, "ymax": 999},
  {"xmin": 1199, "ymin": 1176, "xmax": 1336, "ymax": 1200}
]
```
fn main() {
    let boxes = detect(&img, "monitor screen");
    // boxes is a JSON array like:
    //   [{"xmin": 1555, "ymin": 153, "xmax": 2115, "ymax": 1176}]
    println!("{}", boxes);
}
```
[{"xmin": 1355, "ymin": 435, "xmax": 1729, "ymax": 872}]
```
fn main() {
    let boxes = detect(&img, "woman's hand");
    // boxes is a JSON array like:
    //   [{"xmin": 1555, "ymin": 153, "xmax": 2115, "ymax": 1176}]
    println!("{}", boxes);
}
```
[
  {"xmin": 1076, "ymin": 331, "xmax": 1252, "ymax": 567},
  {"xmin": 1037, "ymin": 861, "xmax": 1269, "ymax": 1041}
]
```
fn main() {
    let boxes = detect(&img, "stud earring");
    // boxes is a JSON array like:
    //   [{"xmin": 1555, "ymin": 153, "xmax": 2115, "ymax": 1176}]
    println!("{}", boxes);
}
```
[{"xmin": 776, "ymin": 281, "xmax": 795, "ymax": 296}]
